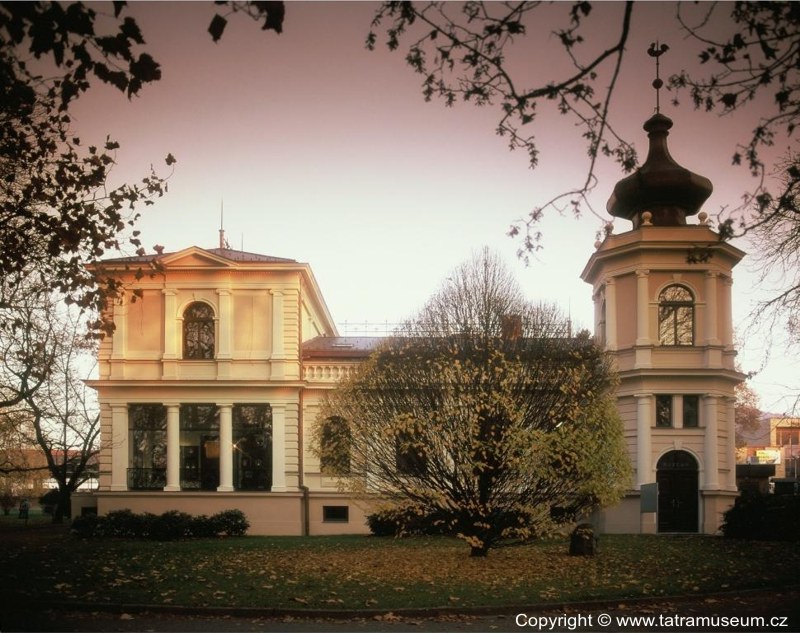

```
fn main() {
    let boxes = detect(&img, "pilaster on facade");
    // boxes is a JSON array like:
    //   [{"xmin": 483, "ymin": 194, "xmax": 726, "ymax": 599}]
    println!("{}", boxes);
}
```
[
  {"xmin": 703, "ymin": 272, "xmax": 720, "ymax": 346},
  {"xmin": 702, "ymin": 395, "xmax": 720, "ymax": 490},
  {"xmin": 110, "ymin": 404, "xmax": 128, "ymax": 492},
  {"xmin": 635, "ymin": 394, "xmax": 653, "ymax": 488},
  {"xmin": 635, "ymin": 269, "xmax": 650, "ymax": 347},
  {"xmin": 270, "ymin": 290, "xmax": 286, "ymax": 360},
  {"xmin": 271, "ymin": 404, "xmax": 287, "ymax": 492},
  {"xmin": 633, "ymin": 270, "xmax": 653, "ymax": 369},
  {"xmin": 721, "ymin": 276, "xmax": 735, "ymax": 349},
  {"xmin": 215, "ymin": 289, "xmax": 233, "ymax": 359},
  {"xmin": 109, "ymin": 300, "xmax": 128, "ymax": 380},
  {"xmin": 216, "ymin": 290, "xmax": 233, "ymax": 379},
  {"xmin": 604, "ymin": 278, "xmax": 617, "ymax": 351},
  {"xmin": 724, "ymin": 396, "xmax": 738, "ymax": 491},
  {"xmin": 162, "ymin": 289, "xmax": 179, "ymax": 379}
]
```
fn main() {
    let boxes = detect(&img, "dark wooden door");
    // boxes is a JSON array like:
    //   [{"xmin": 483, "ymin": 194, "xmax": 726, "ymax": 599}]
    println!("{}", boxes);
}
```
[{"xmin": 657, "ymin": 450, "xmax": 699, "ymax": 533}]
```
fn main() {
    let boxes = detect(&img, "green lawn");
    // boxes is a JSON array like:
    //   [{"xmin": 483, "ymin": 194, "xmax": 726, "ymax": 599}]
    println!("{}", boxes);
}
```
[{"xmin": 1, "ymin": 530, "xmax": 797, "ymax": 611}]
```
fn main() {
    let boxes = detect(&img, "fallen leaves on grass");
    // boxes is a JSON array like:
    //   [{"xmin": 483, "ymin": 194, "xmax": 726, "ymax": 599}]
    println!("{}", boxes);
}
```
[{"xmin": 2, "ymin": 534, "xmax": 799, "ymax": 612}]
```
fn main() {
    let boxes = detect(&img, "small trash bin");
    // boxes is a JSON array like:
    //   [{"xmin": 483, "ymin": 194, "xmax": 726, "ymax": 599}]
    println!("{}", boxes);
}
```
[{"xmin": 569, "ymin": 522, "xmax": 597, "ymax": 556}]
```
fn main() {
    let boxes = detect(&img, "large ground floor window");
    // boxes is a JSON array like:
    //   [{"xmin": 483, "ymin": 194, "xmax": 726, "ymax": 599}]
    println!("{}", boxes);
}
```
[
  {"xmin": 128, "ymin": 404, "xmax": 167, "ymax": 490},
  {"xmin": 233, "ymin": 404, "xmax": 272, "ymax": 491},
  {"xmin": 125, "ymin": 402, "xmax": 275, "ymax": 492},
  {"xmin": 180, "ymin": 404, "xmax": 220, "ymax": 490}
]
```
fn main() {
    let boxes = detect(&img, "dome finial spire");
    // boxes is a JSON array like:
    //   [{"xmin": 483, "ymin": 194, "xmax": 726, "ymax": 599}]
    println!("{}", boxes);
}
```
[{"xmin": 647, "ymin": 41, "xmax": 669, "ymax": 113}]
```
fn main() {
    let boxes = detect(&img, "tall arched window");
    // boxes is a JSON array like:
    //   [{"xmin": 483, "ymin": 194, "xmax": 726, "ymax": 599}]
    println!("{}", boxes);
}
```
[
  {"xmin": 658, "ymin": 285, "xmax": 694, "ymax": 346},
  {"xmin": 183, "ymin": 302, "xmax": 215, "ymax": 359}
]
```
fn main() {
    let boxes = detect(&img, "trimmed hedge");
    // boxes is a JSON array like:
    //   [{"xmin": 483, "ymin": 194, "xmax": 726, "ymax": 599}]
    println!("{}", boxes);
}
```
[
  {"xmin": 721, "ymin": 493, "xmax": 800, "ymax": 541},
  {"xmin": 71, "ymin": 508, "xmax": 249, "ymax": 540}
]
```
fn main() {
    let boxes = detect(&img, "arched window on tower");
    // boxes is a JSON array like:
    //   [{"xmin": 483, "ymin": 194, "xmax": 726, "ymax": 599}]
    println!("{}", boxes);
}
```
[
  {"xmin": 183, "ymin": 302, "xmax": 215, "ymax": 359},
  {"xmin": 658, "ymin": 285, "xmax": 694, "ymax": 346}
]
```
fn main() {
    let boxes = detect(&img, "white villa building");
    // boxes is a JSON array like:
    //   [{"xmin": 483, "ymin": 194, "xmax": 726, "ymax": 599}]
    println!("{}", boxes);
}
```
[{"xmin": 88, "ymin": 109, "xmax": 744, "ymax": 535}]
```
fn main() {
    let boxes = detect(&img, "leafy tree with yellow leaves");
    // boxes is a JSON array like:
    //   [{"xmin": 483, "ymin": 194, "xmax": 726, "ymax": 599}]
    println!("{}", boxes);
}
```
[{"xmin": 317, "ymin": 249, "xmax": 630, "ymax": 557}]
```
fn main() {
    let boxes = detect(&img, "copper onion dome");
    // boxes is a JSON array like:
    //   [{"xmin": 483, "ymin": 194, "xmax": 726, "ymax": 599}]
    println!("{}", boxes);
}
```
[{"xmin": 606, "ymin": 112, "xmax": 713, "ymax": 228}]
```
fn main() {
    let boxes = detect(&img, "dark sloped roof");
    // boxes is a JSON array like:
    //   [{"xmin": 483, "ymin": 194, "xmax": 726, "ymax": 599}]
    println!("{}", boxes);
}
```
[
  {"xmin": 205, "ymin": 248, "xmax": 296, "ymax": 263},
  {"xmin": 302, "ymin": 336, "xmax": 387, "ymax": 359},
  {"xmin": 98, "ymin": 247, "xmax": 296, "ymax": 265}
]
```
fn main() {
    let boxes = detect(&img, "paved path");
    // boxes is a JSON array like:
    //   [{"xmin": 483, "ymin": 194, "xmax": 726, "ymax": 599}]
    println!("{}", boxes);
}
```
[{"xmin": 4, "ymin": 587, "xmax": 798, "ymax": 632}]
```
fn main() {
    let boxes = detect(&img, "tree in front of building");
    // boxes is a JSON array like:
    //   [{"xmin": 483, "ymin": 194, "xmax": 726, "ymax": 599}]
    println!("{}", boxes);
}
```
[
  {"xmin": 317, "ymin": 249, "xmax": 631, "ymax": 557},
  {"xmin": 0, "ymin": 269, "xmax": 99, "ymax": 523}
]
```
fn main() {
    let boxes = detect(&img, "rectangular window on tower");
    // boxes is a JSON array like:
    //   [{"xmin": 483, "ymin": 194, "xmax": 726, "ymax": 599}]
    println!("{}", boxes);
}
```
[
  {"xmin": 683, "ymin": 396, "xmax": 700, "ymax": 428},
  {"xmin": 656, "ymin": 395, "xmax": 673, "ymax": 428}
]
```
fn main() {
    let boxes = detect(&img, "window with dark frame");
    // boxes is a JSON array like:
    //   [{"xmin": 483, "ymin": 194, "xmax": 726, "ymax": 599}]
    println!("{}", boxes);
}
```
[
  {"xmin": 233, "ymin": 404, "xmax": 272, "ymax": 491},
  {"xmin": 128, "ymin": 404, "xmax": 167, "ymax": 490},
  {"xmin": 179, "ymin": 404, "xmax": 219, "ymax": 490},
  {"xmin": 322, "ymin": 505, "xmax": 349, "ymax": 522},
  {"xmin": 683, "ymin": 395, "xmax": 699, "ymax": 428},
  {"xmin": 656, "ymin": 395, "xmax": 673, "ymax": 428},
  {"xmin": 658, "ymin": 285, "xmax": 694, "ymax": 346},
  {"xmin": 183, "ymin": 302, "xmax": 215, "ymax": 359}
]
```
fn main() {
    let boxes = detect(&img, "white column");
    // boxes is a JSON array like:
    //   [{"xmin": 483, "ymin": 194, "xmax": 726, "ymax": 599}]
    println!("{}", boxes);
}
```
[
  {"xmin": 271, "ymin": 404, "xmax": 286, "ymax": 491},
  {"xmin": 635, "ymin": 269, "xmax": 650, "ymax": 346},
  {"xmin": 605, "ymin": 278, "xmax": 617, "ymax": 351},
  {"xmin": 218, "ymin": 404, "xmax": 234, "ymax": 492},
  {"xmin": 703, "ymin": 395, "xmax": 720, "ymax": 489},
  {"xmin": 110, "ymin": 404, "xmax": 129, "ymax": 491},
  {"xmin": 705, "ymin": 272, "xmax": 719, "ymax": 345},
  {"xmin": 165, "ymin": 405, "xmax": 180, "ymax": 491},
  {"xmin": 635, "ymin": 394, "xmax": 653, "ymax": 488}
]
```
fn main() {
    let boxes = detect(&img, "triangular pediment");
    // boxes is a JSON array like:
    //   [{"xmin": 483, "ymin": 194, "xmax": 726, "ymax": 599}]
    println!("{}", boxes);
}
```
[{"xmin": 160, "ymin": 247, "xmax": 235, "ymax": 269}]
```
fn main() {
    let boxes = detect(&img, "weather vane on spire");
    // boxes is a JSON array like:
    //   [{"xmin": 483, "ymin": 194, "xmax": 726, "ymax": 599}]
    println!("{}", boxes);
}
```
[{"xmin": 647, "ymin": 41, "xmax": 669, "ymax": 113}]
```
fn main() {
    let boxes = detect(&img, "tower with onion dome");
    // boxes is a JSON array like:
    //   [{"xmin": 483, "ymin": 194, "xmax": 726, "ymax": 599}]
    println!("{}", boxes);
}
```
[{"xmin": 581, "ymin": 45, "xmax": 745, "ymax": 534}]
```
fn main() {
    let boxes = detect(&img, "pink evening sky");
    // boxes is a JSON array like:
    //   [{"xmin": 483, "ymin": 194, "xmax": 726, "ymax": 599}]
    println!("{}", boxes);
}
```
[{"xmin": 68, "ymin": 1, "xmax": 797, "ymax": 412}]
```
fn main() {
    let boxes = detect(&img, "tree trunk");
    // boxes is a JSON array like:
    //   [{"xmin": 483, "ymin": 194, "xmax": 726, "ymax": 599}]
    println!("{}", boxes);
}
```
[
  {"xmin": 469, "ymin": 543, "xmax": 490, "ymax": 557},
  {"xmin": 51, "ymin": 489, "xmax": 71, "ymax": 524}
]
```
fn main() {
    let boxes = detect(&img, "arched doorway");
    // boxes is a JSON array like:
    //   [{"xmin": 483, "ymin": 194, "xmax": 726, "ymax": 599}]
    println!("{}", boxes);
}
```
[{"xmin": 657, "ymin": 450, "xmax": 699, "ymax": 533}]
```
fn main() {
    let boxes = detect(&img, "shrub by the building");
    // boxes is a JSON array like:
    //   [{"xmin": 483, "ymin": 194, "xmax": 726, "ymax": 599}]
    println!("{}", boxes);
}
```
[
  {"xmin": 721, "ymin": 493, "xmax": 800, "ymax": 541},
  {"xmin": 71, "ymin": 508, "xmax": 249, "ymax": 540}
]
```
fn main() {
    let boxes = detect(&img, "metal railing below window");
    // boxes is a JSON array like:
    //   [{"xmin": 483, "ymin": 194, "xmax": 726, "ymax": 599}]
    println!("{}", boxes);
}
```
[
  {"xmin": 127, "ymin": 468, "xmax": 166, "ymax": 490},
  {"xmin": 180, "ymin": 468, "xmax": 202, "ymax": 490}
]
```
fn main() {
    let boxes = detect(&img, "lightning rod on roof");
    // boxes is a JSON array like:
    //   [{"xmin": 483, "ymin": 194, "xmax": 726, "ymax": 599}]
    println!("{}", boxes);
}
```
[
  {"xmin": 647, "ymin": 41, "xmax": 669, "ymax": 114},
  {"xmin": 219, "ymin": 200, "xmax": 225, "ymax": 249}
]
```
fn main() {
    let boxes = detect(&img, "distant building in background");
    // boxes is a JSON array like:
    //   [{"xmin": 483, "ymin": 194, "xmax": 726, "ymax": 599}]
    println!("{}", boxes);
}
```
[{"xmin": 770, "ymin": 417, "xmax": 800, "ymax": 482}]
